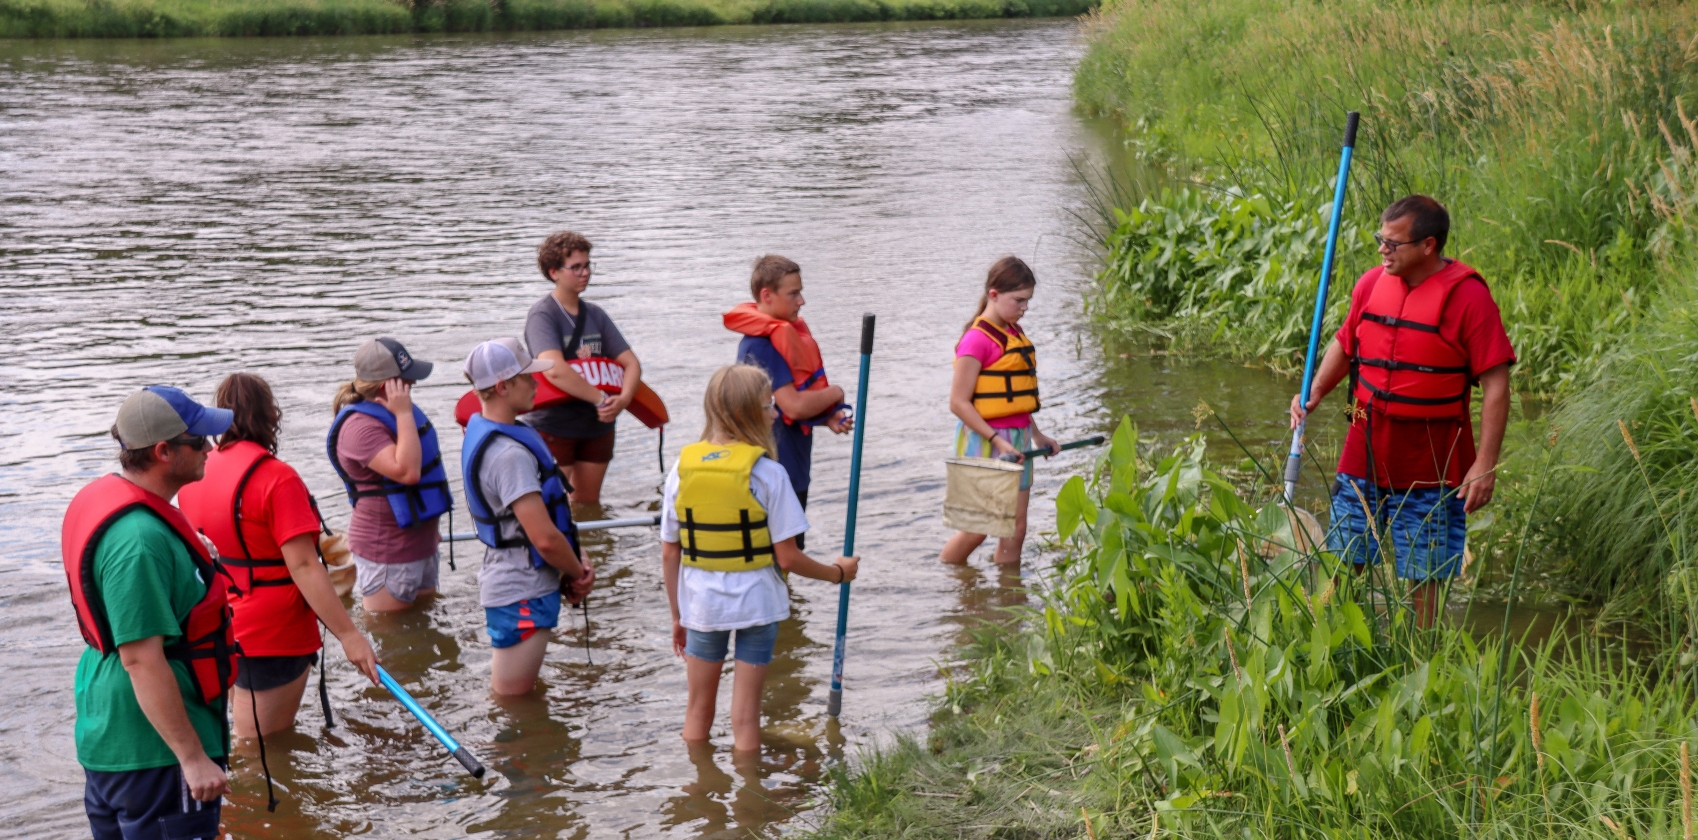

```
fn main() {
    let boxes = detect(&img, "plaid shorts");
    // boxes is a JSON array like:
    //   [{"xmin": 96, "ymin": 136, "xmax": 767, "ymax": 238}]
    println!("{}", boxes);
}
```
[
  {"xmin": 954, "ymin": 422, "xmax": 1033, "ymax": 491},
  {"xmin": 1326, "ymin": 474, "xmax": 1467, "ymax": 581}
]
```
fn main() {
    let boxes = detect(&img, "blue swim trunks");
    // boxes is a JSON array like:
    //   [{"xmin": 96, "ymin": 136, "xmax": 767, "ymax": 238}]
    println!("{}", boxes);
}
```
[
  {"xmin": 1327, "ymin": 474, "xmax": 1467, "ymax": 582},
  {"xmin": 485, "ymin": 592, "xmax": 562, "ymax": 649}
]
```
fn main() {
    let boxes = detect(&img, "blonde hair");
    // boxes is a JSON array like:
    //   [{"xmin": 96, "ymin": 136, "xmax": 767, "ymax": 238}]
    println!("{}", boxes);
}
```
[
  {"xmin": 331, "ymin": 378, "xmax": 387, "ymax": 414},
  {"xmin": 701, "ymin": 365, "xmax": 778, "ymax": 459}
]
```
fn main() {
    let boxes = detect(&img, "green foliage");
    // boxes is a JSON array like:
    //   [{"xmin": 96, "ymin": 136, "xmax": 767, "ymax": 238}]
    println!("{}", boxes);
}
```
[
  {"xmin": 1076, "ymin": 0, "xmax": 1697, "ymax": 392},
  {"xmin": 0, "ymin": 0, "xmax": 1096, "ymax": 37},
  {"xmin": 810, "ymin": 425, "xmax": 1698, "ymax": 838}
]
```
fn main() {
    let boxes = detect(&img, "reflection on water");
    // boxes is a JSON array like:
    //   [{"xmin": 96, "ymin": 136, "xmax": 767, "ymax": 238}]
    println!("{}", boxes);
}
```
[{"xmin": 0, "ymin": 18, "xmax": 1205, "ymax": 838}]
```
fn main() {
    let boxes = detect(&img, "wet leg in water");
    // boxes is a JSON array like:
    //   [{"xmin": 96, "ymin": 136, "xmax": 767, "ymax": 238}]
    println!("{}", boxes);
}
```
[
  {"xmin": 231, "ymin": 672, "xmax": 311, "ymax": 738},
  {"xmin": 491, "ymin": 629, "xmax": 553, "ymax": 696},
  {"xmin": 683, "ymin": 655, "xmax": 768, "ymax": 752},
  {"xmin": 939, "ymin": 488, "xmax": 1030, "ymax": 565},
  {"xmin": 567, "ymin": 461, "xmax": 610, "ymax": 505}
]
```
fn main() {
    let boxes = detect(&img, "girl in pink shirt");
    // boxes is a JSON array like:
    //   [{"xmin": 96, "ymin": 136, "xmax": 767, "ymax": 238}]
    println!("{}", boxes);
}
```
[{"xmin": 941, "ymin": 256, "xmax": 1058, "ymax": 566}]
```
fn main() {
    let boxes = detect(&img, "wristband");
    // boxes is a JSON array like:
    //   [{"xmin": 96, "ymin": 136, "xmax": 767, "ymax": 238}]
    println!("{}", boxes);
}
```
[{"xmin": 835, "ymin": 563, "xmax": 844, "ymax": 583}]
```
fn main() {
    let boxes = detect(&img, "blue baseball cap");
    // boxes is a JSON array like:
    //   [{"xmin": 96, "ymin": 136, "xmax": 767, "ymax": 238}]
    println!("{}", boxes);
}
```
[{"xmin": 113, "ymin": 386, "xmax": 234, "ymax": 449}]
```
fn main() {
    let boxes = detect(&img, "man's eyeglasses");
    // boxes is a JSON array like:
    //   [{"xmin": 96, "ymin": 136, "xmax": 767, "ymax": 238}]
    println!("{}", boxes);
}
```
[
  {"xmin": 167, "ymin": 434, "xmax": 212, "ymax": 452},
  {"xmin": 565, "ymin": 262, "xmax": 596, "ymax": 275},
  {"xmin": 1374, "ymin": 233, "xmax": 1428, "ymax": 251}
]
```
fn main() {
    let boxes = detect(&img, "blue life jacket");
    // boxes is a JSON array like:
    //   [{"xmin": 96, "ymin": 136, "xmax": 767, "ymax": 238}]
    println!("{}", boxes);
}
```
[
  {"xmin": 326, "ymin": 401, "xmax": 454, "ymax": 529},
  {"xmin": 461, "ymin": 413, "xmax": 580, "ymax": 569}
]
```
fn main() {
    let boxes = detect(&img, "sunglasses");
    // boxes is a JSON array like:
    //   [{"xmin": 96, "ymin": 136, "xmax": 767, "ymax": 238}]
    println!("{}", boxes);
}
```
[
  {"xmin": 167, "ymin": 434, "xmax": 213, "ymax": 452},
  {"xmin": 1373, "ymin": 233, "xmax": 1427, "ymax": 251}
]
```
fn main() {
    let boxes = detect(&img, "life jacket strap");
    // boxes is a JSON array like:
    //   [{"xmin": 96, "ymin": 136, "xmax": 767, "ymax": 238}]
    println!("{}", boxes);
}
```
[
  {"xmin": 680, "ymin": 508, "xmax": 773, "ymax": 564},
  {"xmin": 1355, "ymin": 356, "xmax": 1470, "ymax": 375},
  {"xmin": 1361, "ymin": 312, "xmax": 1441, "ymax": 334},
  {"xmin": 1357, "ymin": 380, "xmax": 1468, "ymax": 407}
]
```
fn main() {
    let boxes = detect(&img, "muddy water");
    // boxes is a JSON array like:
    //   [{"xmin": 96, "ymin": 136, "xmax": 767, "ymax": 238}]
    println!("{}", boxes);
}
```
[{"xmin": 0, "ymin": 20, "xmax": 1317, "ymax": 839}]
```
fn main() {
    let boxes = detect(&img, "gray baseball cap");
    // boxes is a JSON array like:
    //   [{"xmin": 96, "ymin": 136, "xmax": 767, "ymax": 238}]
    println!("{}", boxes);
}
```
[
  {"xmin": 464, "ymin": 337, "xmax": 553, "ymax": 390},
  {"xmin": 354, "ymin": 337, "xmax": 434, "ymax": 381},
  {"xmin": 114, "ymin": 386, "xmax": 233, "ymax": 450}
]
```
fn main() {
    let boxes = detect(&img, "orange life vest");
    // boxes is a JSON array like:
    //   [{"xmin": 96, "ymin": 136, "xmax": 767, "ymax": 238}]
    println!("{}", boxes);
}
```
[
  {"xmin": 723, "ymin": 302, "xmax": 831, "ymax": 426},
  {"xmin": 968, "ymin": 319, "xmax": 1039, "ymax": 420},
  {"xmin": 181, "ymin": 441, "xmax": 325, "ymax": 657},
  {"xmin": 1350, "ymin": 260, "xmax": 1482, "ymax": 419},
  {"xmin": 61, "ymin": 474, "xmax": 238, "ymax": 706}
]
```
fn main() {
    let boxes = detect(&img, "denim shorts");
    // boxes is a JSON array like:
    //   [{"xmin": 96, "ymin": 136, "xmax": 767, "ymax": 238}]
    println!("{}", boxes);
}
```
[
  {"xmin": 684, "ymin": 622, "xmax": 780, "ymax": 666},
  {"xmin": 1327, "ymin": 474, "xmax": 1467, "ymax": 581},
  {"xmin": 485, "ymin": 592, "xmax": 562, "ymax": 649}
]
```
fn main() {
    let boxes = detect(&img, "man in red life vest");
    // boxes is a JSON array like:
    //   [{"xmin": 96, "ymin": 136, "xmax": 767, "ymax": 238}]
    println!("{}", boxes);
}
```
[
  {"xmin": 63, "ymin": 386, "xmax": 238, "ymax": 839},
  {"xmin": 724, "ymin": 255, "xmax": 853, "ymax": 550},
  {"xmin": 1291, "ymin": 195, "xmax": 1516, "ymax": 629}
]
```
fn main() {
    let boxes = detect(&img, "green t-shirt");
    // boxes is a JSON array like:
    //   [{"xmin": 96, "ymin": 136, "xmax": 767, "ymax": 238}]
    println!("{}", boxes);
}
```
[{"xmin": 74, "ymin": 508, "xmax": 227, "ymax": 772}]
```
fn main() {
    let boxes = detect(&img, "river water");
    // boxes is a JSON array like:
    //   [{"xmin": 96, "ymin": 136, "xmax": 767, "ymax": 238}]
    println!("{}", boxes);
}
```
[{"xmin": 0, "ymin": 20, "xmax": 1315, "ymax": 838}]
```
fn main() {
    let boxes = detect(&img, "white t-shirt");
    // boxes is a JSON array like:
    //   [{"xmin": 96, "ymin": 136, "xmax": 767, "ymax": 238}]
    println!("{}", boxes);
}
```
[{"xmin": 661, "ymin": 453, "xmax": 809, "ymax": 632}]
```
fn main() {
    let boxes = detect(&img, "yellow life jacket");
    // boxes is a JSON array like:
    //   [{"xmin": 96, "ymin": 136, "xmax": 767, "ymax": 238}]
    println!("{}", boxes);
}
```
[
  {"xmin": 675, "ymin": 441, "xmax": 775, "ymax": 572},
  {"xmin": 969, "ymin": 319, "xmax": 1039, "ymax": 420}
]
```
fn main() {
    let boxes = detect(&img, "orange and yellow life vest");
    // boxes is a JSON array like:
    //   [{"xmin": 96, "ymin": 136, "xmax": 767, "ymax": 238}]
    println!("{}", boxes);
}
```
[{"xmin": 968, "ymin": 319, "xmax": 1039, "ymax": 420}]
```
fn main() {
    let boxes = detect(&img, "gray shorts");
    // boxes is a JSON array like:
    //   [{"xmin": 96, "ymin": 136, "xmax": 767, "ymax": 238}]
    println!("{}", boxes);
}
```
[{"xmin": 353, "ymin": 552, "xmax": 440, "ymax": 603}]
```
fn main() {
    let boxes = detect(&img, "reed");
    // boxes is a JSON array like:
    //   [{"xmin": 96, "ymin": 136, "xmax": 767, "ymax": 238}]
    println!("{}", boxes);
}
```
[
  {"xmin": 1076, "ymin": 0, "xmax": 1698, "ymax": 393},
  {"xmin": 809, "ymin": 423, "xmax": 1698, "ymax": 839},
  {"xmin": 0, "ymin": 0, "xmax": 1097, "ymax": 38}
]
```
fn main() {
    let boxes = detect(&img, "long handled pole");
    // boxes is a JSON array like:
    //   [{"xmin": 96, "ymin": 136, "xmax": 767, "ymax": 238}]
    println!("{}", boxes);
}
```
[
  {"xmin": 1284, "ymin": 111, "xmax": 1361, "ymax": 504},
  {"xmin": 1018, "ymin": 435, "xmax": 1106, "ymax": 460},
  {"xmin": 828, "ymin": 314, "xmax": 875, "ymax": 718},
  {"xmin": 376, "ymin": 665, "xmax": 485, "ymax": 778}
]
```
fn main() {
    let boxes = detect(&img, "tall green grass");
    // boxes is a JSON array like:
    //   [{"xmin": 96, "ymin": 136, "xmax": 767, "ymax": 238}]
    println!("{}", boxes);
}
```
[
  {"xmin": 809, "ymin": 423, "xmax": 1698, "ymax": 838},
  {"xmin": 1076, "ymin": 0, "xmax": 1698, "ymax": 393},
  {"xmin": 0, "ymin": 0, "xmax": 1095, "ymax": 37}
]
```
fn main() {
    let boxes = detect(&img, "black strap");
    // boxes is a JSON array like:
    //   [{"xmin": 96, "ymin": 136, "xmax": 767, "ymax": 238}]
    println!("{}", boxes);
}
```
[
  {"xmin": 563, "ymin": 300, "xmax": 588, "ymax": 358},
  {"xmin": 1361, "ymin": 311, "xmax": 1441, "ymax": 334},
  {"xmin": 1356, "ymin": 379, "xmax": 1468, "ymax": 406},
  {"xmin": 679, "ymin": 508, "xmax": 774, "ymax": 563},
  {"xmin": 1355, "ymin": 356, "xmax": 1470, "ymax": 375}
]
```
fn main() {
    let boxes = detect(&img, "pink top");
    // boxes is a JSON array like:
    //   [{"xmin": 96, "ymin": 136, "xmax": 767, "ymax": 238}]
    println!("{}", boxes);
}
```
[{"xmin": 955, "ymin": 323, "xmax": 1031, "ymax": 429}]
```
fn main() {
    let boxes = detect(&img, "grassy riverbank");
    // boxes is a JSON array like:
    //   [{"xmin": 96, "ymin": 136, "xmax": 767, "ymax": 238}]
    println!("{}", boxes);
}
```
[
  {"xmin": 1075, "ymin": 0, "xmax": 1698, "ymax": 393},
  {"xmin": 808, "ymin": 426, "xmax": 1698, "ymax": 838},
  {"xmin": 0, "ymin": 0, "xmax": 1094, "ymax": 37}
]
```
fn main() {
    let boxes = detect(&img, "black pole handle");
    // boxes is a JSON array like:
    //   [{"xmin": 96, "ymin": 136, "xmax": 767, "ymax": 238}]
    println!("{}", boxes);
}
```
[
  {"xmin": 1018, "ymin": 435, "xmax": 1106, "ymax": 459},
  {"xmin": 454, "ymin": 747, "xmax": 486, "ymax": 778},
  {"xmin": 1343, "ymin": 111, "xmax": 1360, "ymax": 148},
  {"xmin": 860, "ymin": 313, "xmax": 876, "ymax": 355}
]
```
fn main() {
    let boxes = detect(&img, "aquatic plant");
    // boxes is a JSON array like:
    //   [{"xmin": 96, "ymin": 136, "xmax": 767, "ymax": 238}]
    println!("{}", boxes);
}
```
[
  {"xmin": 0, "ymin": 0, "xmax": 1099, "ymax": 38},
  {"xmin": 1075, "ymin": 0, "xmax": 1698, "ymax": 393},
  {"xmin": 809, "ymin": 422, "xmax": 1698, "ymax": 838}
]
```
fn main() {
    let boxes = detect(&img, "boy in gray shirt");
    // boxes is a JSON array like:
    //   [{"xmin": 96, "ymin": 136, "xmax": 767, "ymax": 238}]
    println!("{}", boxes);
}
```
[{"xmin": 461, "ymin": 338, "xmax": 595, "ymax": 696}]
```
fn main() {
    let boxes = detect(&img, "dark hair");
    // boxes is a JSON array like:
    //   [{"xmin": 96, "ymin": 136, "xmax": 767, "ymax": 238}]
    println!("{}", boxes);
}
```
[
  {"xmin": 538, "ymin": 231, "xmax": 593, "ymax": 282},
  {"xmin": 965, "ymin": 256, "xmax": 1038, "ymax": 332},
  {"xmin": 216, "ymin": 372, "xmax": 281, "ymax": 454},
  {"xmin": 750, "ymin": 254, "xmax": 801, "ymax": 300},
  {"xmin": 111, "ymin": 425, "xmax": 158, "ymax": 472},
  {"xmin": 1382, "ymin": 195, "xmax": 1450, "ymax": 253}
]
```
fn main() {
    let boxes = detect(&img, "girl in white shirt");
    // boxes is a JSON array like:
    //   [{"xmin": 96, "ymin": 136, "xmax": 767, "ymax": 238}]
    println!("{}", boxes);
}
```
[{"xmin": 661, "ymin": 364, "xmax": 859, "ymax": 752}]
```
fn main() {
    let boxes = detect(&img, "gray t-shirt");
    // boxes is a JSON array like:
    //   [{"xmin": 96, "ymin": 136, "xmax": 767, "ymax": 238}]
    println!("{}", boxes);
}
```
[
  {"xmin": 474, "ymin": 435, "xmax": 563, "ymax": 608},
  {"xmin": 522, "ymin": 295, "xmax": 632, "ymax": 439}
]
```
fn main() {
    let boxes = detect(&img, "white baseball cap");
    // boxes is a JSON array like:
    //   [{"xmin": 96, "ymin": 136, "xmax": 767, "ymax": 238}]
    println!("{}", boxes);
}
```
[{"xmin": 463, "ymin": 337, "xmax": 553, "ymax": 391}]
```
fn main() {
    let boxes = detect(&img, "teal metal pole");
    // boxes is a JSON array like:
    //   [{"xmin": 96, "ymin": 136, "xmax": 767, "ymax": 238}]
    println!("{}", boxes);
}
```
[
  {"xmin": 828, "ymin": 314, "xmax": 875, "ymax": 718},
  {"xmin": 376, "ymin": 665, "xmax": 485, "ymax": 778},
  {"xmin": 1285, "ymin": 111, "xmax": 1360, "ymax": 503}
]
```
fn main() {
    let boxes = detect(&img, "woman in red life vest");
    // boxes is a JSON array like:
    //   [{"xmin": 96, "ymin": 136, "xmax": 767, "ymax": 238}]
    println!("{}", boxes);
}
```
[
  {"xmin": 1290, "ymin": 195, "xmax": 1515, "ymax": 629},
  {"xmin": 180, "ymin": 374, "xmax": 380, "ymax": 737},
  {"xmin": 523, "ymin": 231, "xmax": 645, "ymax": 506},
  {"xmin": 942, "ymin": 256, "xmax": 1059, "ymax": 566}
]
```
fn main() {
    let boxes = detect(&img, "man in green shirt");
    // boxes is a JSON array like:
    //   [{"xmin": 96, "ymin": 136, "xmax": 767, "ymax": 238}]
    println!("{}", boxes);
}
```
[{"xmin": 66, "ymin": 386, "xmax": 234, "ymax": 840}]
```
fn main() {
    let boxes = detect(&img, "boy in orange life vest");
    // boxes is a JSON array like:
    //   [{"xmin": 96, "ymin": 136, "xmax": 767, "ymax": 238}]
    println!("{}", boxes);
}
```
[
  {"xmin": 1290, "ymin": 195, "xmax": 1515, "ymax": 629},
  {"xmin": 723, "ymin": 255, "xmax": 853, "ymax": 549}
]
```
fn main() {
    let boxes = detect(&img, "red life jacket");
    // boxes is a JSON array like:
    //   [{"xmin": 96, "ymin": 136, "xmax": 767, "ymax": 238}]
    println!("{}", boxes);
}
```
[
  {"xmin": 723, "ymin": 302, "xmax": 831, "ymax": 427},
  {"xmin": 1350, "ymin": 260, "xmax": 1482, "ymax": 419},
  {"xmin": 61, "ymin": 474, "xmax": 238, "ymax": 706},
  {"xmin": 181, "ymin": 442, "xmax": 324, "ymax": 657}
]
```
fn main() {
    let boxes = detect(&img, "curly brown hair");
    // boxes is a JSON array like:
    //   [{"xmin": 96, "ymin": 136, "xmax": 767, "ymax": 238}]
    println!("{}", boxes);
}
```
[{"xmin": 538, "ymin": 231, "xmax": 593, "ymax": 282}]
